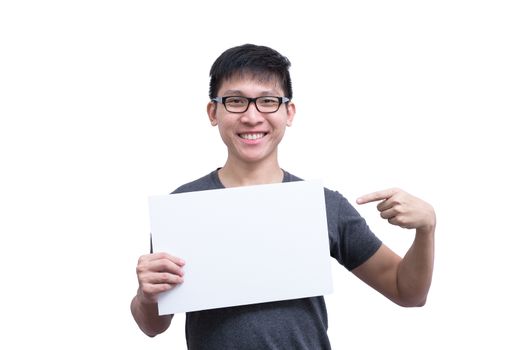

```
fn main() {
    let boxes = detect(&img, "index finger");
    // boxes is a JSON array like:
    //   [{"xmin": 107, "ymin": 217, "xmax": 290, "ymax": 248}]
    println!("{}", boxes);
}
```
[
  {"xmin": 151, "ymin": 252, "xmax": 186, "ymax": 266},
  {"xmin": 356, "ymin": 188, "xmax": 398, "ymax": 205}
]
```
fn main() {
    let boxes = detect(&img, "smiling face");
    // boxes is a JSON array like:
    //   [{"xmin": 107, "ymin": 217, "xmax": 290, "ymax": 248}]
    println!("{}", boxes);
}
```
[{"xmin": 207, "ymin": 75, "xmax": 295, "ymax": 168}]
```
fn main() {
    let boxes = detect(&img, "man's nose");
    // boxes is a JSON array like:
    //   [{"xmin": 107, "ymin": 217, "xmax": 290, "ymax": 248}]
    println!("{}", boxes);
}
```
[{"xmin": 240, "ymin": 102, "xmax": 264, "ymax": 124}]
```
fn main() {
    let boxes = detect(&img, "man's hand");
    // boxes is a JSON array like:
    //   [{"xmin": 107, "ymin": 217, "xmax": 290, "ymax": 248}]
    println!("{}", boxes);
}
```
[
  {"xmin": 357, "ymin": 188, "xmax": 436, "ymax": 233},
  {"xmin": 135, "ymin": 252, "xmax": 185, "ymax": 304}
]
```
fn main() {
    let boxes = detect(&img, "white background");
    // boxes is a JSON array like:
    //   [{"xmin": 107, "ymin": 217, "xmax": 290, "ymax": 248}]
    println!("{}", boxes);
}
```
[{"xmin": 1, "ymin": 1, "xmax": 523, "ymax": 349}]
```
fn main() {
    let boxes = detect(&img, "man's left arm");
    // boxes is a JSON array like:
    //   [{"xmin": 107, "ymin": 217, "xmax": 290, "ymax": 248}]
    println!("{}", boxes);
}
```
[{"xmin": 351, "ymin": 188, "xmax": 436, "ymax": 307}]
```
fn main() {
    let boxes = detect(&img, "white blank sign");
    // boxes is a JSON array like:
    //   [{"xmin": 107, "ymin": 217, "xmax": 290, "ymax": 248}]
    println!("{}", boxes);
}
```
[{"xmin": 149, "ymin": 180, "xmax": 333, "ymax": 315}]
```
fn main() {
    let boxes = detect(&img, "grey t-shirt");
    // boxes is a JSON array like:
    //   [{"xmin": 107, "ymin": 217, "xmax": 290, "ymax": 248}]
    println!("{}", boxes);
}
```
[{"xmin": 168, "ymin": 170, "xmax": 382, "ymax": 350}]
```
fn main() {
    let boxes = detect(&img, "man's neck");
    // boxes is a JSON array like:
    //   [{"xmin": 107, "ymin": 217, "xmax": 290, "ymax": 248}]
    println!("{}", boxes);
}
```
[{"xmin": 218, "ymin": 160, "xmax": 284, "ymax": 188}]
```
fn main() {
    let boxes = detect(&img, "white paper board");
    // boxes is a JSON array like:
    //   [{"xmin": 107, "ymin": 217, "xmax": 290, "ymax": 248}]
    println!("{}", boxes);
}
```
[{"xmin": 149, "ymin": 180, "xmax": 333, "ymax": 315}]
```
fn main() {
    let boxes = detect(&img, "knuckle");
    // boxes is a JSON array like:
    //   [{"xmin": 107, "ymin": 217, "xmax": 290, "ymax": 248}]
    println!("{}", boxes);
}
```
[
  {"xmin": 141, "ymin": 284, "xmax": 155, "ymax": 295},
  {"xmin": 136, "ymin": 264, "xmax": 146, "ymax": 275},
  {"xmin": 136, "ymin": 254, "xmax": 153, "ymax": 271},
  {"xmin": 391, "ymin": 187, "xmax": 402, "ymax": 194},
  {"xmin": 136, "ymin": 260, "xmax": 151, "ymax": 274},
  {"xmin": 156, "ymin": 252, "xmax": 169, "ymax": 260},
  {"xmin": 160, "ymin": 272, "xmax": 172, "ymax": 283},
  {"xmin": 159, "ymin": 260, "xmax": 172, "ymax": 271},
  {"xmin": 396, "ymin": 216, "xmax": 409, "ymax": 227},
  {"xmin": 137, "ymin": 255, "xmax": 147, "ymax": 266}
]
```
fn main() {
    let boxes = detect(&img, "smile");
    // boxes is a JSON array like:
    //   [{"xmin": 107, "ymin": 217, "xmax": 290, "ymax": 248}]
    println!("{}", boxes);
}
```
[{"xmin": 238, "ymin": 133, "xmax": 266, "ymax": 140}]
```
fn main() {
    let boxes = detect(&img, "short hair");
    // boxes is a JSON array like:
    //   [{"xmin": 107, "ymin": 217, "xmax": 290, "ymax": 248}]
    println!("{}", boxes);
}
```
[{"xmin": 209, "ymin": 44, "xmax": 293, "ymax": 100}]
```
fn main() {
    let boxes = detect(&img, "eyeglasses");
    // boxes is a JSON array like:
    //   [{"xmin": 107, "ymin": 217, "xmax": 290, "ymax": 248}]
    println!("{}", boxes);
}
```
[{"xmin": 211, "ymin": 96, "xmax": 290, "ymax": 113}]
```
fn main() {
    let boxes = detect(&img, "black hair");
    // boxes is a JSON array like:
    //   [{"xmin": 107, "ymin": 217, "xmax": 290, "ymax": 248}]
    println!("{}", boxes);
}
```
[{"xmin": 209, "ymin": 44, "xmax": 293, "ymax": 100}]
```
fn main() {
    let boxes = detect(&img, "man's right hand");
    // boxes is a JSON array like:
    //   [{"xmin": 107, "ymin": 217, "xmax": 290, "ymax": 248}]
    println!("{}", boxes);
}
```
[{"xmin": 135, "ymin": 252, "xmax": 185, "ymax": 304}]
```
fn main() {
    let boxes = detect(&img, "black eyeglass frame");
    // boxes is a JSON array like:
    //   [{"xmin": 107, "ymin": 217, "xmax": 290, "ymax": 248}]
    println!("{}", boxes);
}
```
[{"xmin": 211, "ymin": 96, "xmax": 290, "ymax": 113}]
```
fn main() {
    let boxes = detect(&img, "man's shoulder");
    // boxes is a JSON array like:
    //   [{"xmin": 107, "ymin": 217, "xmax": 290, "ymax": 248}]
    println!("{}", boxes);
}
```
[
  {"xmin": 171, "ymin": 170, "xmax": 223, "ymax": 194},
  {"xmin": 282, "ymin": 170, "xmax": 303, "ymax": 183},
  {"xmin": 284, "ymin": 170, "xmax": 343, "ymax": 202}
]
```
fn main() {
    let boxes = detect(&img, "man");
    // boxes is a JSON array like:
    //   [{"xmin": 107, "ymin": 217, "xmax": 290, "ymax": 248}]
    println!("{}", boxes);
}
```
[{"xmin": 131, "ymin": 44, "xmax": 436, "ymax": 349}]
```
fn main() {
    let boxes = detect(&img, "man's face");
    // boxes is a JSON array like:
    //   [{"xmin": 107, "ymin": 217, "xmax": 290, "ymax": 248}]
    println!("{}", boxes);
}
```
[{"xmin": 207, "ymin": 76, "xmax": 295, "ymax": 165}]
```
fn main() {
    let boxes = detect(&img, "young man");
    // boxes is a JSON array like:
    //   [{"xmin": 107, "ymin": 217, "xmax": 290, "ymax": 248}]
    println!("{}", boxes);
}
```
[{"xmin": 131, "ymin": 44, "xmax": 436, "ymax": 349}]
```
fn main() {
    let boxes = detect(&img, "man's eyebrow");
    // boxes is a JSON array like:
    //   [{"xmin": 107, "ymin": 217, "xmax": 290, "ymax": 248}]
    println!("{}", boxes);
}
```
[
  {"xmin": 223, "ymin": 90, "xmax": 243, "ymax": 95},
  {"xmin": 222, "ymin": 90, "xmax": 280, "ymax": 96}
]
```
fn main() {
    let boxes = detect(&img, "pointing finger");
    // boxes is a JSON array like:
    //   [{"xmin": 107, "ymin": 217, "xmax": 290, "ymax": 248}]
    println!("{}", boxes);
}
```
[{"xmin": 356, "ymin": 188, "xmax": 398, "ymax": 205}]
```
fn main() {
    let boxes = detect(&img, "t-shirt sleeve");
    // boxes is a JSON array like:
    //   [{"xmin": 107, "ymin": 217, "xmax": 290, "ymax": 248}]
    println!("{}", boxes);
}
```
[{"xmin": 325, "ymin": 189, "xmax": 382, "ymax": 271}]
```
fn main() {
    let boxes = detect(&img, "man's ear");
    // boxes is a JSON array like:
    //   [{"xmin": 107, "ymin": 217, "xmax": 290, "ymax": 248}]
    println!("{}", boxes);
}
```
[
  {"xmin": 286, "ymin": 102, "xmax": 296, "ymax": 127},
  {"xmin": 207, "ymin": 102, "xmax": 218, "ymax": 126}
]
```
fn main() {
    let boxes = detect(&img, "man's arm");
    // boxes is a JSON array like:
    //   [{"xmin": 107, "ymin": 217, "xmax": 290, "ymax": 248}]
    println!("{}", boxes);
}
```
[
  {"xmin": 130, "ymin": 252, "xmax": 185, "ymax": 336},
  {"xmin": 352, "ymin": 188, "xmax": 436, "ymax": 307}
]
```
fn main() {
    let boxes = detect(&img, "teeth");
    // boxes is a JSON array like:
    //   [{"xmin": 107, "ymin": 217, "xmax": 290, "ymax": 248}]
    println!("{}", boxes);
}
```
[{"xmin": 240, "ymin": 133, "xmax": 265, "ymax": 140}]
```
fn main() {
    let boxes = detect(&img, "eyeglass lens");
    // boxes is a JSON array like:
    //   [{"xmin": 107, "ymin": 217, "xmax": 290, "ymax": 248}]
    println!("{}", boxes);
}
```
[{"xmin": 225, "ymin": 97, "xmax": 281, "ymax": 113}]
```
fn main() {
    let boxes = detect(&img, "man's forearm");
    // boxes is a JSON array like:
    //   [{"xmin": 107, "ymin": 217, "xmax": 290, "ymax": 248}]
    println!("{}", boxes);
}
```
[{"xmin": 397, "ymin": 225, "xmax": 435, "ymax": 306}]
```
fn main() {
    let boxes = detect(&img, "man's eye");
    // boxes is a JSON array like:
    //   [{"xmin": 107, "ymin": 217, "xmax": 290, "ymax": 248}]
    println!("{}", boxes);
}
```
[
  {"xmin": 259, "ymin": 98, "xmax": 278, "ymax": 105},
  {"xmin": 228, "ymin": 98, "xmax": 246, "ymax": 105}
]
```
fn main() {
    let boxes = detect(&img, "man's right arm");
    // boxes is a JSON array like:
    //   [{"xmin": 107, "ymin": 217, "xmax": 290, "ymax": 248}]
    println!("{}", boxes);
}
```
[
  {"xmin": 131, "ymin": 291, "xmax": 173, "ymax": 336},
  {"xmin": 130, "ymin": 252, "xmax": 185, "ymax": 337}
]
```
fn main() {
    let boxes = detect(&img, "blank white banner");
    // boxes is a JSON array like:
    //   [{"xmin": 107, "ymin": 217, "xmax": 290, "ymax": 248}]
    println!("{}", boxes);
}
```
[{"xmin": 149, "ymin": 180, "xmax": 333, "ymax": 315}]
